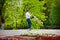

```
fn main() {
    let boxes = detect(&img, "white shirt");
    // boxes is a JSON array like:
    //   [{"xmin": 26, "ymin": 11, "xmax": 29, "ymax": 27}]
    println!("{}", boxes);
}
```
[{"xmin": 26, "ymin": 12, "xmax": 31, "ymax": 19}]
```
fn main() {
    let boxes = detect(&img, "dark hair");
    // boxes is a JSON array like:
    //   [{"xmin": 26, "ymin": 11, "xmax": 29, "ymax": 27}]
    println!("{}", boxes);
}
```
[
  {"xmin": 26, "ymin": 10, "xmax": 29, "ymax": 12},
  {"xmin": 32, "ymin": 15, "xmax": 34, "ymax": 18},
  {"xmin": 1, "ymin": 16, "xmax": 5, "ymax": 23}
]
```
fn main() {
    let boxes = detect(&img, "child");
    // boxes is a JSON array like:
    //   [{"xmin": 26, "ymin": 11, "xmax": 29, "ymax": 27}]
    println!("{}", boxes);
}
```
[{"xmin": 32, "ymin": 15, "xmax": 43, "ymax": 24}]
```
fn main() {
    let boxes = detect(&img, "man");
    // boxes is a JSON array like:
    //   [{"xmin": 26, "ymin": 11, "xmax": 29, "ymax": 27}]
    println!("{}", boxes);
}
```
[
  {"xmin": 0, "ymin": 16, "xmax": 5, "ymax": 30},
  {"xmin": 26, "ymin": 10, "xmax": 32, "ymax": 29}
]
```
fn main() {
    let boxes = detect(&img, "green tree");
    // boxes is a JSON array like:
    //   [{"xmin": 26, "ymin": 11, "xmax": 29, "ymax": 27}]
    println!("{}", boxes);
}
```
[
  {"xmin": 45, "ymin": 0, "xmax": 60, "ymax": 29},
  {"xmin": 2, "ymin": 0, "xmax": 47, "ymax": 29}
]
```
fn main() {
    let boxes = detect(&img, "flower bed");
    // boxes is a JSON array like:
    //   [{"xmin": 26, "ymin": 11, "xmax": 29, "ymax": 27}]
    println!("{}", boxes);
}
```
[{"xmin": 0, "ymin": 33, "xmax": 60, "ymax": 40}]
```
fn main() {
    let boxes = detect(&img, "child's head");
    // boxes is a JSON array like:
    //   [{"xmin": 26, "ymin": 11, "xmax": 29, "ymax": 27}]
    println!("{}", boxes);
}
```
[{"xmin": 32, "ymin": 15, "xmax": 34, "ymax": 18}]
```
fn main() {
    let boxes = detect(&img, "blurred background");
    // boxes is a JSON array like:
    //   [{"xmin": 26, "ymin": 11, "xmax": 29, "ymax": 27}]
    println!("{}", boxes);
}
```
[{"xmin": 0, "ymin": 0, "xmax": 60, "ymax": 30}]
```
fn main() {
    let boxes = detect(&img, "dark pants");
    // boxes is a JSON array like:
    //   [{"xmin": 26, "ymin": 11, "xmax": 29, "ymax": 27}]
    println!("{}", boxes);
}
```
[{"xmin": 27, "ymin": 19, "xmax": 32, "ymax": 28}]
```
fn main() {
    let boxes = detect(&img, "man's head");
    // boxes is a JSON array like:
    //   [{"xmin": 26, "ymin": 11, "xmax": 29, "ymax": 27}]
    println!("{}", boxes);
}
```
[{"xmin": 26, "ymin": 10, "xmax": 29, "ymax": 12}]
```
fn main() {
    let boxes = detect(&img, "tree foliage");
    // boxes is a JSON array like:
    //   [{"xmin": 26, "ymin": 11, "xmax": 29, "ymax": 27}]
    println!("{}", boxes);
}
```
[
  {"xmin": 45, "ymin": 0, "xmax": 60, "ymax": 29},
  {"xmin": 2, "ymin": 0, "xmax": 47, "ymax": 29}
]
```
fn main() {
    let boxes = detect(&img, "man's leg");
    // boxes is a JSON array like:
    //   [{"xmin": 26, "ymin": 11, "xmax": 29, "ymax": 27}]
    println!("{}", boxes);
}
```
[
  {"xmin": 27, "ymin": 19, "xmax": 32, "ymax": 29},
  {"xmin": 28, "ymin": 20, "xmax": 32, "ymax": 28}
]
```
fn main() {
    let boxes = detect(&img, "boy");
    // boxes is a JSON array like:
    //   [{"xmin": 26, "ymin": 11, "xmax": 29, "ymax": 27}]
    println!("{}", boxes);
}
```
[{"xmin": 33, "ymin": 15, "xmax": 43, "ymax": 24}]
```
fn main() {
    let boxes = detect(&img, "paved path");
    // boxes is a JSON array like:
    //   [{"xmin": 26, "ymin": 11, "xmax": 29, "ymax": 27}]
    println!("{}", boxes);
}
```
[{"xmin": 0, "ymin": 29, "xmax": 60, "ymax": 36}]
